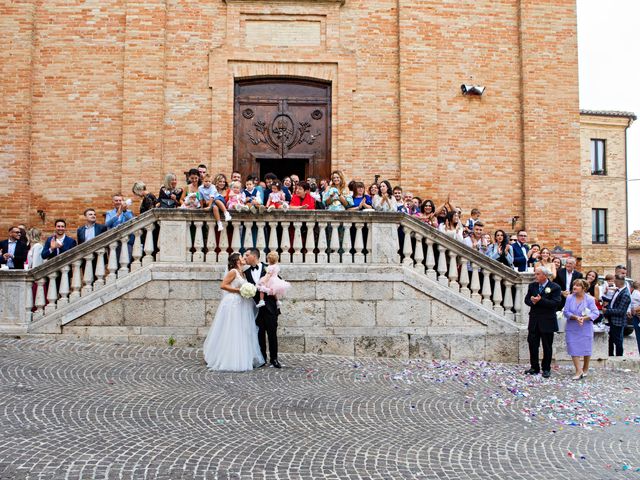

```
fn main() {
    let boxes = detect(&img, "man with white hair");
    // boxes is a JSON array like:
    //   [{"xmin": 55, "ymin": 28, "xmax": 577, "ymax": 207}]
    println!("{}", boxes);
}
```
[
  {"xmin": 554, "ymin": 257, "xmax": 583, "ymax": 308},
  {"xmin": 524, "ymin": 266, "xmax": 562, "ymax": 378}
]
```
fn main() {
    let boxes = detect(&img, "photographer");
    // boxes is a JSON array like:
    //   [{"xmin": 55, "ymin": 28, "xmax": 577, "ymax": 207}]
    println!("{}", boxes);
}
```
[{"xmin": 106, "ymin": 193, "xmax": 135, "ymax": 229}]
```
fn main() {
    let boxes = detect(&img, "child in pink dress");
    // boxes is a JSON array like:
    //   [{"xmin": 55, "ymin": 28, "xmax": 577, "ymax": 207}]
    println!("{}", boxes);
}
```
[
  {"xmin": 256, "ymin": 251, "xmax": 291, "ymax": 308},
  {"xmin": 266, "ymin": 182, "xmax": 288, "ymax": 211},
  {"xmin": 226, "ymin": 181, "xmax": 249, "ymax": 211}
]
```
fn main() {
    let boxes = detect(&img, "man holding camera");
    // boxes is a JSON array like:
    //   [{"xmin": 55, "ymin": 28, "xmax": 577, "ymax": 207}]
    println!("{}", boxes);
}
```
[{"xmin": 106, "ymin": 194, "xmax": 135, "ymax": 230}]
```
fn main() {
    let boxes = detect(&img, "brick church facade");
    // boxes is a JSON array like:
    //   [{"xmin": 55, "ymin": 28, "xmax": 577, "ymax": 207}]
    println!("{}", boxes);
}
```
[{"xmin": 2, "ymin": 1, "xmax": 587, "ymax": 256}]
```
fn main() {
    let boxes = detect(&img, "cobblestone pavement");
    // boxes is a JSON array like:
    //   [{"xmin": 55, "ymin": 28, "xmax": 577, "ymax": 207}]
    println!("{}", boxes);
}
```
[{"xmin": 0, "ymin": 338, "xmax": 639, "ymax": 480}]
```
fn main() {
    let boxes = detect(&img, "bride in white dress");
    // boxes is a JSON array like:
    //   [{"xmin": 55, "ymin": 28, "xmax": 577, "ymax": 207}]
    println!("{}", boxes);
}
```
[{"xmin": 203, "ymin": 252, "xmax": 265, "ymax": 371}]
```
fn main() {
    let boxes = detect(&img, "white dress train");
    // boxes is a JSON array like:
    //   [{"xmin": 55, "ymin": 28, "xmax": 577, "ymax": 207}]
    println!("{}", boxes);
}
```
[{"xmin": 203, "ymin": 270, "xmax": 265, "ymax": 371}]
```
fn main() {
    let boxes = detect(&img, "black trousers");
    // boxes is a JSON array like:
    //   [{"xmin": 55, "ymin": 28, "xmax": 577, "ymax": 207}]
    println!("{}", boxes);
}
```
[
  {"xmin": 256, "ymin": 313, "xmax": 278, "ymax": 362},
  {"xmin": 608, "ymin": 324, "xmax": 624, "ymax": 356},
  {"xmin": 528, "ymin": 328, "xmax": 554, "ymax": 372}
]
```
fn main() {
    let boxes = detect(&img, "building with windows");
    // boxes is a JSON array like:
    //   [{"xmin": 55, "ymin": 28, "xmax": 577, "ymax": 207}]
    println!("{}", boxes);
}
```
[{"xmin": 579, "ymin": 110, "xmax": 636, "ymax": 273}]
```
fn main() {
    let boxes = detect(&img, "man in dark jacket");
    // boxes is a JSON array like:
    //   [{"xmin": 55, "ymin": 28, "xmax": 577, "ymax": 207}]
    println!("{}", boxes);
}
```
[
  {"xmin": 524, "ymin": 266, "xmax": 562, "ymax": 378},
  {"xmin": 0, "ymin": 226, "xmax": 28, "ymax": 269},
  {"xmin": 603, "ymin": 274, "xmax": 631, "ymax": 356}
]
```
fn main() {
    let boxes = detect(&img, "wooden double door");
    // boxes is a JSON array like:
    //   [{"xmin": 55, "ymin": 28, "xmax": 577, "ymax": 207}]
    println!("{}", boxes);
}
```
[{"xmin": 233, "ymin": 78, "xmax": 331, "ymax": 183}]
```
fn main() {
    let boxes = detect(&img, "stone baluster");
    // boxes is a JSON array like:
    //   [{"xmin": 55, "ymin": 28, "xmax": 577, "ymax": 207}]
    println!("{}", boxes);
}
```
[
  {"xmin": 230, "ymin": 221, "xmax": 242, "ymax": 256},
  {"xmin": 402, "ymin": 227, "xmax": 413, "ymax": 266},
  {"xmin": 69, "ymin": 260, "xmax": 83, "ymax": 301},
  {"xmin": 82, "ymin": 254, "xmax": 94, "ymax": 296},
  {"xmin": 256, "ymin": 221, "xmax": 267, "ymax": 255},
  {"xmin": 192, "ymin": 221, "xmax": 205, "ymax": 262},
  {"xmin": 365, "ymin": 222, "xmax": 372, "ymax": 263},
  {"xmin": 492, "ymin": 274, "xmax": 504, "ymax": 314},
  {"xmin": 25, "ymin": 281, "xmax": 33, "ymax": 322},
  {"xmin": 503, "ymin": 281, "xmax": 514, "ymax": 321},
  {"xmin": 425, "ymin": 239, "xmax": 436, "ymax": 280},
  {"xmin": 353, "ymin": 222, "xmax": 365, "ymax": 264},
  {"xmin": 57, "ymin": 266, "xmax": 70, "ymax": 305},
  {"xmin": 470, "ymin": 264, "xmax": 481, "ymax": 303},
  {"xmin": 131, "ymin": 229, "xmax": 144, "ymax": 270},
  {"xmin": 481, "ymin": 270, "xmax": 493, "ymax": 308},
  {"xmin": 329, "ymin": 222, "xmax": 341, "ymax": 264},
  {"xmin": 185, "ymin": 221, "xmax": 194, "ymax": 260},
  {"xmin": 205, "ymin": 221, "xmax": 217, "ymax": 263},
  {"xmin": 412, "ymin": 234, "xmax": 425, "ymax": 274},
  {"xmin": 459, "ymin": 259, "xmax": 470, "ymax": 297},
  {"xmin": 118, "ymin": 236, "xmax": 130, "ymax": 278},
  {"xmin": 142, "ymin": 223, "xmax": 156, "ymax": 266},
  {"xmin": 436, "ymin": 245, "xmax": 448, "ymax": 285},
  {"xmin": 304, "ymin": 221, "xmax": 317, "ymax": 263},
  {"xmin": 94, "ymin": 248, "xmax": 106, "ymax": 289},
  {"xmin": 34, "ymin": 278, "xmax": 46, "ymax": 319},
  {"xmin": 267, "ymin": 221, "xmax": 279, "ymax": 256},
  {"xmin": 280, "ymin": 221, "xmax": 291, "ymax": 264},
  {"xmin": 342, "ymin": 222, "xmax": 353, "ymax": 264},
  {"xmin": 447, "ymin": 251, "xmax": 459, "ymax": 291},
  {"xmin": 292, "ymin": 221, "xmax": 303, "ymax": 263},
  {"xmin": 106, "ymin": 242, "xmax": 119, "ymax": 284},
  {"xmin": 514, "ymin": 283, "xmax": 526, "ymax": 324},
  {"xmin": 317, "ymin": 221, "xmax": 328, "ymax": 263},
  {"xmin": 45, "ymin": 272, "xmax": 59, "ymax": 315},
  {"xmin": 218, "ymin": 224, "xmax": 229, "ymax": 265}
]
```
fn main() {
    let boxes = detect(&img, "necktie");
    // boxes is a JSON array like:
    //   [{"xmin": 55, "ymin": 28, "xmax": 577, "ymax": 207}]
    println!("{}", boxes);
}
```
[{"xmin": 539, "ymin": 284, "xmax": 544, "ymax": 294}]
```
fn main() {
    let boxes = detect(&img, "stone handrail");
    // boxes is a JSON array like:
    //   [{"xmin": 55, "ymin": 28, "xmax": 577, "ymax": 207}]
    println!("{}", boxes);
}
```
[{"xmin": 0, "ymin": 208, "xmax": 532, "ymax": 329}]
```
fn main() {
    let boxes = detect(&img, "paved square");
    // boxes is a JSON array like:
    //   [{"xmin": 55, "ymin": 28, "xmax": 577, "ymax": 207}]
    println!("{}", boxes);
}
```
[{"xmin": 0, "ymin": 338, "xmax": 638, "ymax": 479}]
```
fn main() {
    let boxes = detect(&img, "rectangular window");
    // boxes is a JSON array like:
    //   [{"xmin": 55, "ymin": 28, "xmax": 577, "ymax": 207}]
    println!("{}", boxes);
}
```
[
  {"xmin": 592, "ymin": 208, "xmax": 607, "ymax": 244},
  {"xmin": 590, "ymin": 139, "xmax": 606, "ymax": 175}
]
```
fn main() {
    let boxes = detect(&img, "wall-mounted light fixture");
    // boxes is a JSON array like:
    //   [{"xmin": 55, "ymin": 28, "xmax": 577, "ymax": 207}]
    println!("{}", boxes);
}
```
[
  {"xmin": 461, "ymin": 84, "xmax": 486, "ymax": 96},
  {"xmin": 37, "ymin": 210, "xmax": 46, "ymax": 225}
]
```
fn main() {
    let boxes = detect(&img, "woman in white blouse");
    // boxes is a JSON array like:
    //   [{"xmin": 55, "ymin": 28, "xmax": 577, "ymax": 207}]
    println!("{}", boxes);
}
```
[
  {"xmin": 438, "ymin": 210, "xmax": 464, "ymax": 242},
  {"xmin": 373, "ymin": 180, "xmax": 398, "ymax": 212},
  {"xmin": 26, "ymin": 228, "xmax": 44, "ymax": 269}
]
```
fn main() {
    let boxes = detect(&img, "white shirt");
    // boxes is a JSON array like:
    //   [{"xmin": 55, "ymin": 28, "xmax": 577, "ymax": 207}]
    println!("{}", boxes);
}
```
[
  {"xmin": 564, "ymin": 270, "xmax": 575, "ymax": 291},
  {"xmin": 628, "ymin": 289, "xmax": 640, "ymax": 315},
  {"xmin": 249, "ymin": 263, "xmax": 262, "ymax": 284},
  {"xmin": 27, "ymin": 243, "xmax": 44, "ymax": 269},
  {"xmin": 611, "ymin": 284, "xmax": 628, "ymax": 307},
  {"xmin": 84, "ymin": 224, "xmax": 96, "ymax": 242},
  {"xmin": 6, "ymin": 240, "xmax": 17, "ymax": 268}
]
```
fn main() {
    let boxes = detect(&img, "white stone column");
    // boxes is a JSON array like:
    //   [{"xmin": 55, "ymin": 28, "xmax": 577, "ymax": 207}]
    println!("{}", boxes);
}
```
[
  {"xmin": 94, "ymin": 248, "xmax": 106, "ymax": 288},
  {"xmin": 402, "ymin": 228, "xmax": 413, "ymax": 266},
  {"xmin": 447, "ymin": 251, "xmax": 459, "ymax": 291},
  {"xmin": 292, "ymin": 221, "xmax": 303, "ymax": 264},
  {"xmin": 437, "ymin": 245, "xmax": 448, "ymax": 285},
  {"xmin": 131, "ymin": 229, "xmax": 144, "ymax": 270},
  {"xmin": 118, "ymin": 236, "xmax": 130, "ymax": 278},
  {"xmin": 33, "ymin": 278, "xmax": 46, "ymax": 320},
  {"xmin": 492, "ymin": 274, "xmax": 504, "ymax": 315},
  {"xmin": 425, "ymin": 239, "xmax": 436, "ymax": 280},
  {"xmin": 69, "ymin": 260, "xmax": 83, "ymax": 301},
  {"xmin": 459, "ymin": 258, "xmax": 470, "ymax": 297},
  {"xmin": 106, "ymin": 241, "xmax": 119, "ymax": 285},
  {"xmin": 57, "ymin": 266, "xmax": 70, "ymax": 305},
  {"xmin": 503, "ymin": 281, "xmax": 514, "ymax": 321},
  {"xmin": 280, "ymin": 221, "xmax": 292, "ymax": 264},
  {"xmin": 82, "ymin": 254, "xmax": 94, "ymax": 296},
  {"xmin": 481, "ymin": 270, "xmax": 493, "ymax": 308},
  {"xmin": 353, "ymin": 222, "xmax": 365, "ymax": 264},
  {"xmin": 142, "ymin": 224, "xmax": 156, "ymax": 266},
  {"xmin": 205, "ymin": 221, "xmax": 217, "ymax": 263},
  {"xmin": 45, "ymin": 272, "xmax": 58, "ymax": 315},
  {"xmin": 470, "ymin": 264, "xmax": 481, "ymax": 304}
]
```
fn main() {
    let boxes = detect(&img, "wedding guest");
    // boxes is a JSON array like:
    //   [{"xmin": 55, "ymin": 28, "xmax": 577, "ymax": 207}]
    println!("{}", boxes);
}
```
[
  {"xmin": 392, "ymin": 186, "xmax": 404, "ymax": 212},
  {"xmin": 585, "ymin": 270, "xmax": 601, "ymax": 303},
  {"xmin": 372, "ymin": 180, "xmax": 398, "ymax": 212},
  {"xmin": 463, "ymin": 221, "xmax": 488, "ymax": 254},
  {"xmin": 366, "ymin": 183, "xmax": 379, "ymax": 205},
  {"xmin": 486, "ymin": 230, "xmax": 513, "ymax": 267},
  {"xmin": 323, "ymin": 170, "xmax": 353, "ymax": 211},
  {"xmin": 552, "ymin": 256, "xmax": 562, "ymax": 273},
  {"xmin": 290, "ymin": 174, "xmax": 300, "ymax": 189},
  {"xmin": 17, "ymin": 225, "xmax": 29, "ymax": 247},
  {"xmin": 438, "ymin": 210, "xmax": 464, "ymax": 242},
  {"xmin": 538, "ymin": 248, "xmax": 557, "ymax": 280},
  {"xmin": 230, "ymin": 170, "xmax": 242, "ymax": 183},
  {"xmin": 527, "ymin": 244, "xmax": 541, "ymax": 269},
  {"xmin": 555, "ymin": 257, "xmax": 583, "ymax": 308},
  {"xmin": 0, "ymin": 226, "xmax": 28, "ymax": 269},
  {"xmin": 564, "ymin": 278, "xmax": 600, "ymax": 380},
  {"xmin": 524, "ymin": 266, "xmax": 562, "ymax": 378},
  {"xmin": 158, "ymin": 173, "xmax": 183, "ymax": 208},
  {"xmin": 412, "ymin": 197, "xmax": 422, "ymax": 212},
  {"xmin": 214, "ymin": 173, "xmax": 230, "ymax": 203},
  {"xmin": 283, "ymin": 176, "xmax": 293, "ymax": 190},
  {"xmin": 464, "ymin": 208, "xmax": 481, "ymax": 236},
  {"xmin": 181, "ymin": 168, "xmax": 202, "ymax": 209},
  {"xmin": 481, "ymin": 233, "xmax": 492, "ymax": 249},
  {"xmin": 512, "ymin": 230, "xmax": 529, "ymax": 272},
  {"xmin": 77, "ymin": 208, "xmax": 107, "ymax": 244},
  {"xmin": 266, "ymin": 181, "xmax": 288, "ymax": 210},
  {"xmin": 132, "ymin": 181, "xmax": 158, "ymax": 214},
  {"xmin": 628, "ymin": 281, "xmax": 640, "ymax": 355},
  {"xmin": 197, "ymin": 164, "xmax": 208, "ymax": 181},
  {"xmin": 41, "ymin": 219, "xmax": 77, "ymax": 260},
  {"xmin": 348, "ymin": 181, "xmax": 373, "ymax": 210},
  {"xmin": 106, "ymin": 194, "xmax": 135, "ymax": 229},
  {"xmin": 265, "ymin": 173, "xmax": 291, "ymax": 202},
  {"xmin": 602, "ymin": 274, "xmax": 631, "ymax": 356},
  {"xmin": 289, "ymin": 182, "xmax": 316, "ymax": 210},
  {"xmin": 417, "ymin": 200, "xmax": 438, "ymax": 227},
  {"xmin": 227, "ymin": 180, "xmax": 248, "ymax": 211},
  {"xmin": 26, "ymin": 228, "xmax": 44, "ymax": 269},
  {"xmin": 243, "ymin": 177, "xmax": 263, "ymax": 212},
  {"xmin": 206, "ymin": 174, "xmax": 232, "ymax": 230}
]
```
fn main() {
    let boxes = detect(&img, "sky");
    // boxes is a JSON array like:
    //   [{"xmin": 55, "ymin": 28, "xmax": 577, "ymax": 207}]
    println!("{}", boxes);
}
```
[{"xmin": 577, "ymin": 0, "xmax": 639, "ymax": 233}]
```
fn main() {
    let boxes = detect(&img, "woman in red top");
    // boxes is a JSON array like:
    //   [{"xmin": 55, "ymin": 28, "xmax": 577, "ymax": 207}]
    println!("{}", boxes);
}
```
[{"xmin": 289, "ymin": 182, "xmax": 316, "ymax": 210}]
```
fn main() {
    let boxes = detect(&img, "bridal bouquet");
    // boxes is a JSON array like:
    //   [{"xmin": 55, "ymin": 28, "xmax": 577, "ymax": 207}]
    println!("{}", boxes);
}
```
[{"xmin": 240, "ymin": 283, "xmax": 257, "ymax": 299}]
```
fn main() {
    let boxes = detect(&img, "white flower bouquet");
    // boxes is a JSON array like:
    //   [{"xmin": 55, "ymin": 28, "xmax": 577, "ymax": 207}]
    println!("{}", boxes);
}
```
[{"xmin": 240, "ymin": 283, "xmax": 257, "ymax": 299}]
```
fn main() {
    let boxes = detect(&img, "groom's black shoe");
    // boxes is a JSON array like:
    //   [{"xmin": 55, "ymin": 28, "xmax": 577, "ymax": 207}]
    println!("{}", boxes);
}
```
[
  {"xmin": 524, "ymin": 368, "xmax": 540, "ymax": 375},
  {"xmin": 270, "ymin": 359, "xmax": 282, "ymax": 369}
]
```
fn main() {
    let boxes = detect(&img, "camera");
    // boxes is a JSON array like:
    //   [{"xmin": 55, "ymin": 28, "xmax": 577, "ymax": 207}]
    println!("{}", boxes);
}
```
[{"xmin": 125, "ymin": 198, "xmax": 132, "ymax": 207}]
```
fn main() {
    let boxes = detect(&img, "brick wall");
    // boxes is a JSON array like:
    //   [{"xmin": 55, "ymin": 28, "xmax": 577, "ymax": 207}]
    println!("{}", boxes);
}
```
[{"xmin": 1, "ymin": 0, "xmax": 583, "ymax": 254}]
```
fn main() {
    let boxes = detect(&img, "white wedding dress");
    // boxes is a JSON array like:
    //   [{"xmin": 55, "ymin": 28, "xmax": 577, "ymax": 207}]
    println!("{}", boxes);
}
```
[{"xmin": 203, "ymin": 269, "xmax": 265, "ymax": 371}]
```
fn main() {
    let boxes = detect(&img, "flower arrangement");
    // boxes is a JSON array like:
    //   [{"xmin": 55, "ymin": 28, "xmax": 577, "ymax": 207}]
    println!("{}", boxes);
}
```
[
  {"xmin": 240, "ymin": 283, "xmax": 257, "ymax": 299},
  {"xmin": 544, "ymin": 287, "xmax": 551, "ymax": 294}
]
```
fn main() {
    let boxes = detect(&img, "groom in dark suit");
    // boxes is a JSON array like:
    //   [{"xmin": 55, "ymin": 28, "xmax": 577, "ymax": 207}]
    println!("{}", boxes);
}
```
[
  {"xmin": 524, "ymin": 266, "xmax": 562, "ymax": 378},
  {"xmin": 243, "ymin": 248, "xmax": 281, "ymax": 368}
]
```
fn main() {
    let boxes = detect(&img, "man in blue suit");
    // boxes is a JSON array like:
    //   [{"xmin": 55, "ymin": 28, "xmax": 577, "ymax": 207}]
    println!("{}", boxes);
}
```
[
  {"xmin": 42, "ymin": 219, "xmax": 77, "ymax": 260},
  {"xmin": 0, "ymin": 226, "xmax": 28, "ymax": 269},
  {"xmin": 77, "ymin": 208, "xmax": 107, "ymax": 244},
  {"xmin": 603, "ymin": 274, "xmax": 631, "ymax": 356},
  {"xmin": 512, "ymin": 229, "xmax": 530, "ymax": 272},
  {"xmin": 106, "ymin": 194, "xmax": 134, "ymax": 229}
]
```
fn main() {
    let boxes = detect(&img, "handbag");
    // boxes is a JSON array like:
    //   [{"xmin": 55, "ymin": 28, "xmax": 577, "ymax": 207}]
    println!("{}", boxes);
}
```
[{"xmin": 556, "ymin": 309, "xmax": 566, "ymax": 333}]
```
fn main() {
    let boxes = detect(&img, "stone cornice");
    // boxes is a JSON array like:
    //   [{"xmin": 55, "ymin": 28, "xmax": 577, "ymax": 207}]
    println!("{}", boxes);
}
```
[{"xmin": 224, "ymin": 0, "xmax": 345, "ymax": 5}]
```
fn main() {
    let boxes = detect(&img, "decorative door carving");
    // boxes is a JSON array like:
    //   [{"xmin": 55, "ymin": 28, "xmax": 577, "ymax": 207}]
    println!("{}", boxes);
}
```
[{"xmin": 234, "ymin": 78, "xmax": 331, "ymax": 182}]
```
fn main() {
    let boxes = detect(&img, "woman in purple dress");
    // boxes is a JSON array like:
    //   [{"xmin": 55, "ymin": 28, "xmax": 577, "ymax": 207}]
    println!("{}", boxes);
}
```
[{"xmin": 563, "ymin": 279, "xmax": 600, "ymax": 380}]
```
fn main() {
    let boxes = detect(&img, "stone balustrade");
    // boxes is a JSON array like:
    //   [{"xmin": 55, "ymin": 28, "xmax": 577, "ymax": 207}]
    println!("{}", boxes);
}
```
[{"xmin": 0, "ymin": 209, "xmax": 533, "ymax": 336}]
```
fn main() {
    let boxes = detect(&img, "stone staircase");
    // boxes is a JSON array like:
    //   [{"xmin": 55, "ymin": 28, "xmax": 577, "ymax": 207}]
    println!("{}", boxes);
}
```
[{"xmin": 0, "ymin": 210, "xmax": 544, "ymax": 361}]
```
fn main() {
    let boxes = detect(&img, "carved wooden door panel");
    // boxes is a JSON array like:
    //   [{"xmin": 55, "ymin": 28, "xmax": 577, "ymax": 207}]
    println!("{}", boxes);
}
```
[{"xmin": 234, "ymin": 78, "xmax": 331, "ymax": 182}]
